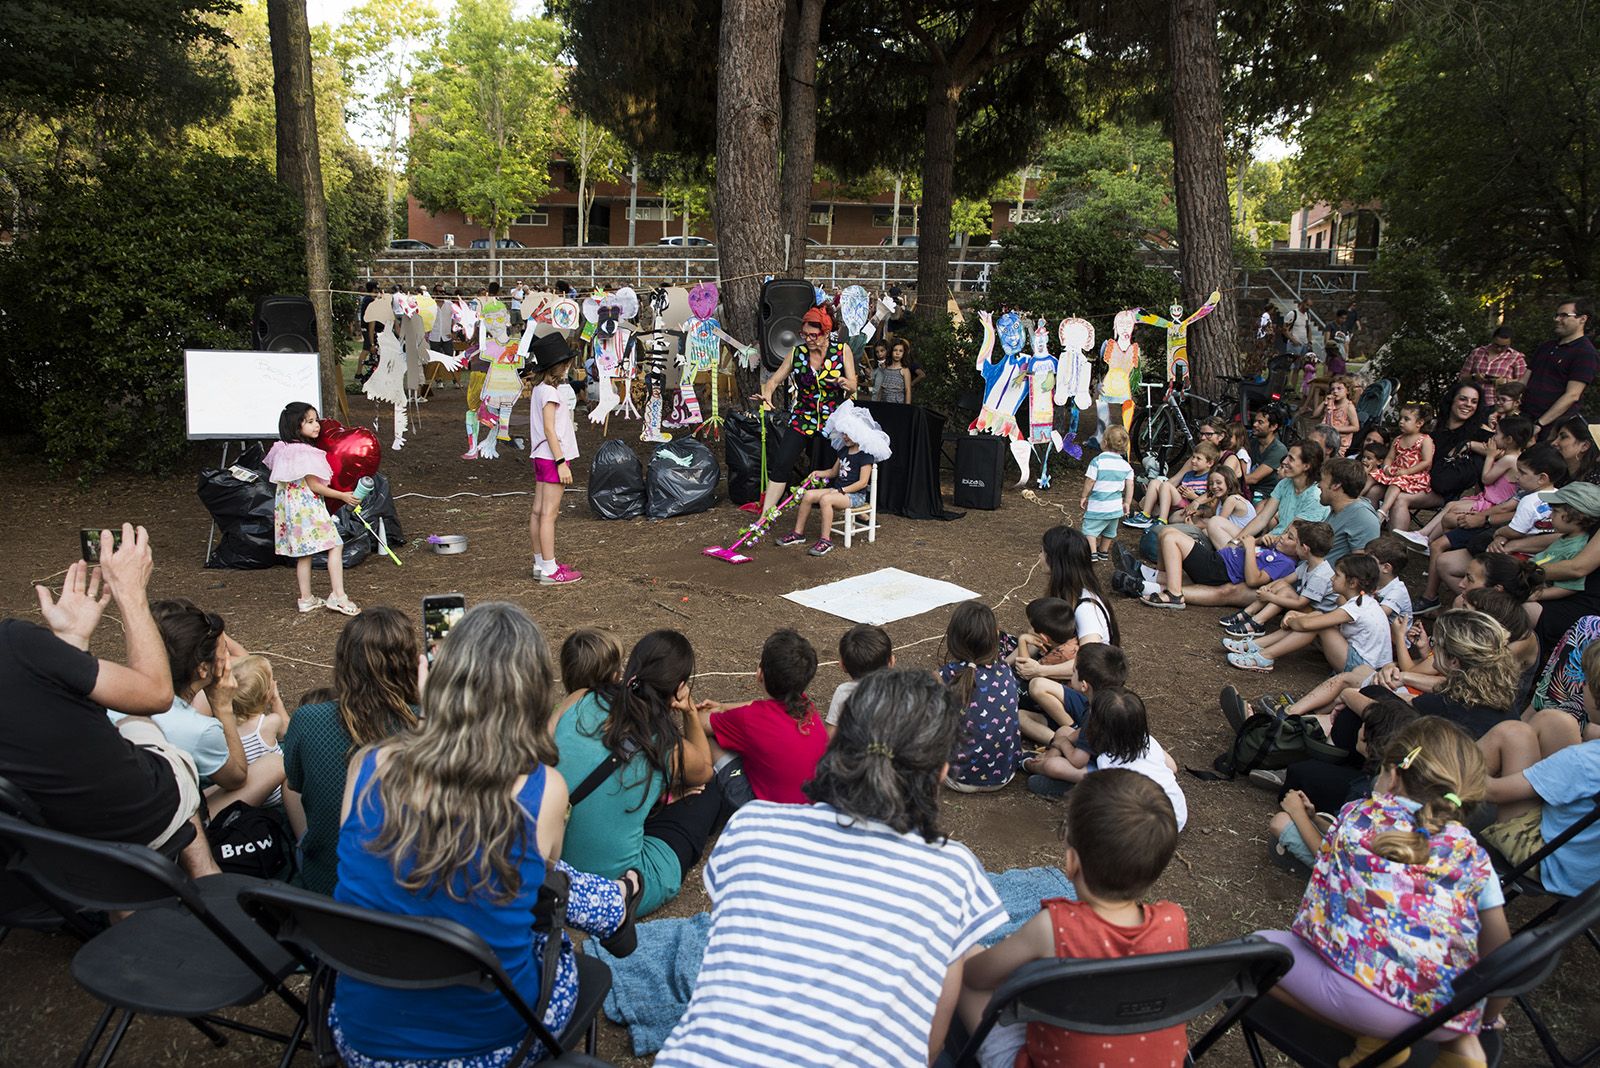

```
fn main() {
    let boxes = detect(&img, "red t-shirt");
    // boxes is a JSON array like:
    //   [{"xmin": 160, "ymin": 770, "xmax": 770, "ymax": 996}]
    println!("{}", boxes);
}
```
[
  {"xmin": 1021, "ymin": 898, "xmax": 1190, "ymax": 1068},
  {"xmin": 708, "ymin": 698, "xmax": 827, "ymax": 804}
]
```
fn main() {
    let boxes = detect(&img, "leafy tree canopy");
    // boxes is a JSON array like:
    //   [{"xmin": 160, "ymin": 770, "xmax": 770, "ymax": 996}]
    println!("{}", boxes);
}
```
[{"xmin": 1035, "ymin": 122, "xmax": 1177, "ymax": 237}]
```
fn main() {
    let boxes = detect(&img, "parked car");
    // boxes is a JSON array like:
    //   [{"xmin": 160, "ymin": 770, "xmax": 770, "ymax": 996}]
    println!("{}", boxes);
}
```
[
  {"xmin": 468, "ymin": 238, "xmax": 526, "ymax": 249},
  {"xmin": 388, "ymin": 238, "xmax": 434, "ymax": 250},
  {"xmin": 658, "ymin": 236, "xmax": 714, "ymax": 247},
  {"xmin": 878, "ymin": 235, "xmax": 919, "ymax": 246}
]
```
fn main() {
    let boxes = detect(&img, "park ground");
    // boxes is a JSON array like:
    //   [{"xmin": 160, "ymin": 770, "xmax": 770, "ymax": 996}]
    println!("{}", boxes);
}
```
[{"xmin": 0, "ymin": 406, "xmax": 1594, "ymax": 1066}]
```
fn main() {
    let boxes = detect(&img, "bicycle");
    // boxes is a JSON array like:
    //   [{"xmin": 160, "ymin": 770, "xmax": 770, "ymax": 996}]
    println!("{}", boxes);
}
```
[{"xmin": 1135, "ymin": 371, "xmax": 1232, "ymax": 480}]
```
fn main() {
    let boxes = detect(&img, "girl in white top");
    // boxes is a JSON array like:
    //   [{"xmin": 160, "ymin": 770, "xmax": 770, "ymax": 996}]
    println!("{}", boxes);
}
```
[
  {"xmin": 213, "ymin": 655, "xmax": 288, "ymax": 814},
  {"xmin": 1226, "ymin": 553, "xmax": 1394, "ymax": 674},
  {"xmin": 1025, "ymin": 687, "xmax": 1186, "ymax": 828},
  {"xmin": 525, "ymin": 334, "xmax": 582, "ymax": 584}
]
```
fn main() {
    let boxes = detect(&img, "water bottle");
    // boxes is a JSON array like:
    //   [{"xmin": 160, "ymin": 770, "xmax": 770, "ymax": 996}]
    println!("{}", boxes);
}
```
[{"xmin": 353, "ymin": 476, "xmax": 375, "ymax": 503}]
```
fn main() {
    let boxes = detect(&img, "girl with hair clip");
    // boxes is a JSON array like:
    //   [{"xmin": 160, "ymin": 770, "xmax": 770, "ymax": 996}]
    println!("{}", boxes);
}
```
[
  {"xmin": 283, "ymin": 607, "xmax": 422, "ymax": 895},
  {"xmin": 331, "ymin": 604, "xmax": 641, "ymax": 1068},
  {"xmin": 1254, "ymin": 718, "xmax": 1510, "ymax": 1068},
  {"xmin": 698, "ymin": 628, "xmax": 826, "ymax": 806},
  {"xmin": 939, "ymin": 601, "xmax": 1021, "ymax": 792},
  {"xmin": 655, "ymin": 670, "xmax": 1008, "ymax": 1068},
  {"xmin": 1227, "ymin": 553, "xmax": 1393, "ymax": 674},
  {"xmin": 554, "ymin": 629, "xmax": 721, "ymax": 917}
]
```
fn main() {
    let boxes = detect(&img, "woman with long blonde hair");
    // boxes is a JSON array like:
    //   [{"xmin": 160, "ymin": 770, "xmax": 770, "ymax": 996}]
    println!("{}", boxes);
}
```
[{"xmin": 330, "ymin": 603, "xmax": 637, "ymax": 1067}]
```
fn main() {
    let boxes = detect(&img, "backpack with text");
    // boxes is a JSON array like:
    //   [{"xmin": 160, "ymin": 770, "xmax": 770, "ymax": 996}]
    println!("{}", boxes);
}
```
[{"xmin": 207, "ymin": 801, "xmax": 294, "ymax": 878}]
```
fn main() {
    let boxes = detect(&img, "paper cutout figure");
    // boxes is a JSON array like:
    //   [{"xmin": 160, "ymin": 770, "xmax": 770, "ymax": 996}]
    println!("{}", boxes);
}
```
[
  {"xmin": 364, "ymin": 326, "xmax": 409, "ymax": 451},
  {"xmin": 689, "ymin": 282, "xmax": 719, "ymax": 319},
  {"xmin": 1097, "ymin": 309, "xmax": 1142, "ymax": 436},
  {"xmin": 839, "ymin": 286, "xmax": 869, "ymax": 337},
  {"xmin": 467, "ymin": 331, "xmax": 524, "ymax": 459},
  {"xmin": 1136, "ymin": 289, "xmax": 1220, "ymax": 389},
  {"xmin": 586, "ymin": 295, "xmax": 638, "ymax": 426},
  {"xmin": 1053, "ymin": 316, "xmax": 1095, "ymax": 464},
  {"xmin": 640, "ymin": 333, "xmax": 673, "ymax": 443},
  {"xmin": 970, "ymin": 310, "xmax": 1029, "ymax": 441}
]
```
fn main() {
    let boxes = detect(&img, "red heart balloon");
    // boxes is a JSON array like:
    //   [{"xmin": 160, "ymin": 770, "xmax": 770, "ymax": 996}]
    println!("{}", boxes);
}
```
[{"xmin": 314, "ymin": 418, "xmax": 381, "ymax": 509}]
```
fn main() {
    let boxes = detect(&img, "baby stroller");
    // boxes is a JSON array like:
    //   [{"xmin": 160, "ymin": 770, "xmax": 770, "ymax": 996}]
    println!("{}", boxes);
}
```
[{"xmin": 1355, "ymin": 377, "xmax": 1397, "ymax": 441}]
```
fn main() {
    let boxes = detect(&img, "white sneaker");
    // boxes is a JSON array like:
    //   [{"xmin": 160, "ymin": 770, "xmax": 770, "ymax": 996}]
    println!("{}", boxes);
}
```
[{"xmin": 1394, "ymin": 529, "xmax": 1430, "ymax": 548}]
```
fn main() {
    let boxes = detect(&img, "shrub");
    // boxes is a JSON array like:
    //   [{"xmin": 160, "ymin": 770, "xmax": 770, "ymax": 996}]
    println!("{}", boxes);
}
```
[{"xmin": 1367, "ymin": 243, "xmax": 1489, "ymax": 404}]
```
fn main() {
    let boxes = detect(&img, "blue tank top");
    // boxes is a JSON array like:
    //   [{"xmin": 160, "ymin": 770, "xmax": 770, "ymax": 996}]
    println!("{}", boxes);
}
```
[{"xmin": 332, "ymin": 750, "xmax": 549, "ymax": 1059}]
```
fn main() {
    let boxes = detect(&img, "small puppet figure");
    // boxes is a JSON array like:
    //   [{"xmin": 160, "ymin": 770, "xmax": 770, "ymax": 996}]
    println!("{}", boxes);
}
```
[
  {"xmin": 585, "ymin": 289, "xmax": 642, "ymax": 426},
  {"xmin": 1054, "ymin": 316, "xmax": 1095, "ymax": 462},
  {"xmin": 467, "ymin": 330, "xmax": 524, "ymax": 459},
  {"xmin": 639, "ymin": 332, "xmax": 673, "ymax": 443},
  {"xmin": 1136, "ymin": 289, "xmax": 1220, "ymax": 389},
  {"xmin": 1096, "ymin": 309, "xmax": 1140, "ymax": 437},
  {"xmin": 669, "ymin": 282, "xmax": 751, "ymax": 439},
  {"xmin": 969, "ymin": 310, "xmax": 1030, "ymax": 440}
]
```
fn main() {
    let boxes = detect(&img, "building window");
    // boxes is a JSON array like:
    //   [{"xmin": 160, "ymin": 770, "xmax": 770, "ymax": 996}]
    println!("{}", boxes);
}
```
[
  {"xmin": 628, "ymin": 198, "xmax": 671, "ymax": 222},
  {"xmin": 513, "ymin": 209, "xmax": 549, "ymax": 226},
  {"xmin": 808, "ymin": 203, "xmax": 832, "ymax": 226},
  {"xmin": 1314, "ymin": 231, "xmax": 1324, "ymax": 249},
  {"xmin": 1009, "ymin": 200, "xmax": 1037, "ymax": 224},
  {"xmin": 871, "ymin": 207, "xmax": 916, "ymax": 228}
]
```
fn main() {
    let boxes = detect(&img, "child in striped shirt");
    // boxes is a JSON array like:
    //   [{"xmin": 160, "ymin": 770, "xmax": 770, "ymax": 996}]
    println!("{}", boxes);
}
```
[{"xmin": 1080, "ymin": 425, "xmax": 1135, "ymax": 562}]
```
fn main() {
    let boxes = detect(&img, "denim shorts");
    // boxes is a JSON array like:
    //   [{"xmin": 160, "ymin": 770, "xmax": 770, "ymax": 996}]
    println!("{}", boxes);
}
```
[
  {"xmin": 1343, "ymin": 645, "xmax": 1370, "ymax": 673},
  {"xmin": 847, "ymin": 490, "xmax": 869, "ymax": 508}
]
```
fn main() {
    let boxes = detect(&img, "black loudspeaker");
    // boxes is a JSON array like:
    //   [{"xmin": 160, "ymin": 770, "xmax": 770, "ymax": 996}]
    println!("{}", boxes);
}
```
[
  {"xmin": 252, "ymin": 295, "xmax": 317, "ymax": 352},
  {"xmin": 953, "ymin": 435, "xmax": 1007, "ymax": 510},
  {"xmin": 758, "ymin": 278, "xmax": 817, "ymax": 372}
]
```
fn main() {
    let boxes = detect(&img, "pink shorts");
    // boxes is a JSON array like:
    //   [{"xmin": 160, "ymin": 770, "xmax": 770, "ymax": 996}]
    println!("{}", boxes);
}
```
[{"xmin": 532, "ymin": 458, "xmax": 562, "ymax": 484}]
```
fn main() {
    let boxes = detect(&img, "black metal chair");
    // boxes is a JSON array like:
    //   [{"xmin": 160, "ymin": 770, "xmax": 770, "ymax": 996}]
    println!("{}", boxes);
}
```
[
  {"xmin": 1483, "ymin": 792, "xmax": 1600, "ymax": 1068},
  {"xmin": 943, "ymin": 936, "xmax": 1294, "ymax": 1067},
  {"xmin": 0, "ymin": 813, "xmax": 308, "ymax": 1068},
  {"xmin": 0, "ymin": 773, "xmax": 103, "ymax": 943},
  {"xmin": 239, "ymin": 881, "xmax": 614, "ymax": 1067},
  {"xmin": 1241, "ymin": 881, "xmax": 1600, "ymax": 1068}
]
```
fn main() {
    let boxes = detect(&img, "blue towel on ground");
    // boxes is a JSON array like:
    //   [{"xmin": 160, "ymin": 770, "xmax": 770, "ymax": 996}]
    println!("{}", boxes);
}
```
[{"xmin": 591, "ymin": 865, "xmax": 1076, "ymax": 1056}]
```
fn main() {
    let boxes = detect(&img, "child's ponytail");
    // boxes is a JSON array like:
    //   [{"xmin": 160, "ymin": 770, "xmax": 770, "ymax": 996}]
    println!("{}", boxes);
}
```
[
  {"xmin": 941, "ymin": 601, "xmax": 1000, "ymax": 711},
  {"xmin": 1337, "ymin": 552, "xmax": 1382, "ymax": 605},
  {"xmin": 758, "ymin": 629, "xmax": 820, "ymax": 730},
  {"xmin": 1370, "ymin": 718, "xmax": 1485, "ymax": 865}
]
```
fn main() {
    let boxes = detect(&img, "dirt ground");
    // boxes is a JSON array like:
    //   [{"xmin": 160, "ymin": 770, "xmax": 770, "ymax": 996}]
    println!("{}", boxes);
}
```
[{"xmin": 0, "ymin": 398, "xmax": 1594, "ymax": 1066}]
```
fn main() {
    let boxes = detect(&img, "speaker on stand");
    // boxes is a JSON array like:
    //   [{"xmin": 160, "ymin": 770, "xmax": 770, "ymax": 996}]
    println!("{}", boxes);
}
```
[
  {"xmin": 758, "ymin": 278, "xmax": 818, "ymax": 372},
  {"xmin": 253, "ymin": 295, "xmax": 317, "ymax": 352}
]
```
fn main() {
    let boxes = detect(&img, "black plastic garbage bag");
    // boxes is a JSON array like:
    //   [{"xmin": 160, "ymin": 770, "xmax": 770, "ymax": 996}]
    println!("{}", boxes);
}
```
[
  {"xmin": 588, "ymin": 439, "xmax": 646, "ymax": 520},
  {"xmin": 647, "ymin": 438, "xmax": 721, "ymax": 519},
  {"xmin": 723, "ymin": 410, "xmax": 785, "ymax": 505},
  {"xmin": 199, "ymin": 464, "xmax": 277, "ymax": 569},
  {"xmin": 316, "ymin": 473, "xmax": 405, "ymax": 570}
]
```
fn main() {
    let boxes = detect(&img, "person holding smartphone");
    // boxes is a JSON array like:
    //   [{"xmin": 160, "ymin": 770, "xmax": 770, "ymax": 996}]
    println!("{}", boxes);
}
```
[{"xmin": 0, "ymin": 525, "xmax": 219, "ymax": 878}]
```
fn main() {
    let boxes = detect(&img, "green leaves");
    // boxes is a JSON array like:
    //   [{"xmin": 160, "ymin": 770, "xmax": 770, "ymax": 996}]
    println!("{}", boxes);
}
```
[{"xmin": 985, "ymin": 218, "xmax": 1177, "ymax": 327}]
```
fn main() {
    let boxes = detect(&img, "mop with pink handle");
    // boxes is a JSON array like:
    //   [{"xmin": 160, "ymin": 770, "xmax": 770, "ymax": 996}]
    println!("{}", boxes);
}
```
[{"xmin": 702, "ymin": 474, "xmax": 827, "ymax": 565}]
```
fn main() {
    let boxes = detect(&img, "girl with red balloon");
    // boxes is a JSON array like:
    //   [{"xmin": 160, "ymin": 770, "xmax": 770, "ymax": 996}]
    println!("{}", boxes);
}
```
[{"xmin": 265, "ymin": 402, "xmax": 363, "ymax": 616}]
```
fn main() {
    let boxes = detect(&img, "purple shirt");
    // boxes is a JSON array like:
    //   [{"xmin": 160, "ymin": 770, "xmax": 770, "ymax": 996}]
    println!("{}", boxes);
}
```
[{"xmin": 1220, "ymin": 546, "xmax": 1299, "ymax": 585}]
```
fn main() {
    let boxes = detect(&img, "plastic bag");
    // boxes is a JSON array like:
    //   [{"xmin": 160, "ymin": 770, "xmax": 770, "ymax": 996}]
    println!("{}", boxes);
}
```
[
  {"xmin": 199, "ymin": 463, "xmax": 277, "ymax": 569},
  {"xmin": 723, "ymin": 410, "xmax": 784, "ymax": 505},
  {"xmin": 646, "ymin": 438, "xmax": 720, "ymax": 519},
  {"xmin": 588, "ymin": 439, "xmax": 645, "ymax": 520},
  {"xmin": 316, "ymin": 473, "xmax": 405, "ymax": 570}
]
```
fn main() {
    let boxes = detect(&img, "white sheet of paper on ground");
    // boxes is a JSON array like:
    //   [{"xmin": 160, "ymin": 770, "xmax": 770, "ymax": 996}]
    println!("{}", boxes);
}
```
[{"xmin": 782, "ymin": 567, "xmax": 979, "ymax": 625}]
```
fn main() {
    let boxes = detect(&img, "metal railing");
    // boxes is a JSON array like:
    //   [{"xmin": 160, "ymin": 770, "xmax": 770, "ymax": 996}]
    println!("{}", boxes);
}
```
[{"xmin": 361, "ymin": 250, "xmax": 998, "ymax": 292}]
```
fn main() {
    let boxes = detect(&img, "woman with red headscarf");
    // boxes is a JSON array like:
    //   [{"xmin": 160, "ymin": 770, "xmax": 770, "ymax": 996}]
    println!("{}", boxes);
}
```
[{"xmin": 754, "ymin": 306, "xmax": 859, "ymax": 517}]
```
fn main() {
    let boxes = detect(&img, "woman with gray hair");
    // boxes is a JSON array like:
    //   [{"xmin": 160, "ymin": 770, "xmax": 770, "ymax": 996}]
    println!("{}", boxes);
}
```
[
  {"xmin": 329, "ymin": 603, "xmax": 638, "ymax": 1067},
  {"xmin": 656, "ymin": 669, "xmax": 1007, "ymax": 1067}
]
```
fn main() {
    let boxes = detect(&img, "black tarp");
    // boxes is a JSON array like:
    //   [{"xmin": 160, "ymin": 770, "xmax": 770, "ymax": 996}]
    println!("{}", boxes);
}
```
[{"xmin": 862, "ymin": 401, "xmax": 962, "ymax": 520}]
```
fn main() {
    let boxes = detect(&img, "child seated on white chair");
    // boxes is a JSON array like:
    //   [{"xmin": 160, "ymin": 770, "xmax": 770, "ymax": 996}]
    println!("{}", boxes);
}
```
[{"xmin": 776, "ymin": 401, "xmax": 892, "ymax": 557}]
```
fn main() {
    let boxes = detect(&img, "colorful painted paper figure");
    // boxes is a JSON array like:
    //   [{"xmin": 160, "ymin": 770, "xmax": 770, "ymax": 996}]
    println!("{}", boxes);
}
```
[
  {"xmin": 363, "ymin": 322, "xmax": 410, "ymax": 451},
  {"xmin": 639, "ymin": 333, "xmax": 673, "ymax": 443},
  {"xmin": 585, "ymin": 291, "xmax": 640, "ymax": 426},
  {"xmin": 1136, "ymin": 289, "xmax": 1220, "ymax": 387},
  {"xmin": 1054, "ymin": 316, "xmax": 1096, "ymax": 462},
  {"xmin": 467, "ymin": 331, "xmax": 524, "ymax": 459},
  {"xmin": 1097, "ymin": 309, "xmax": 1142, "ymax": 436},
  {"xmin": 970, "ymin": 310, "xmax": 1030, "ymax": 439}
]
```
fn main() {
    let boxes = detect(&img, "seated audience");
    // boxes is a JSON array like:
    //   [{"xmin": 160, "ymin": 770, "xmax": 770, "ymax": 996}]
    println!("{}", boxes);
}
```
[
  {"xmin": 553, "ymin": 628, "xmax": 624, "ymax": 725},
  {"xmin": 826, "ymin": 623, "xmax": 894, "ymax": 733},
  {"xmin": 1366, "ymin": 402, "xmax": 1436, "ymax": 522},
  {"xmin": 940, "ymin": 601, "xmax": 1021, "ymax": 792},
  {"xmin": 1483, "ymin": 719, "xmax": 1600, "ymax": 897},
  {"xmin": 655, "ymin": 670, "xmax": 1007, "ymax": 1067},
  {"xmin": 1386, "ymin": 380, "xmax": 1492, "ymax": 531},
  {"xmin": 701, "ymin": 628, "xmax": 827, "ymax": 805},
  {"xmin": 282, "ymin": 607, "xmax": 421, "ymax": 896},
  {"xmin": 1215, "ymin": 520, "xmax": 1335, "ymax": 633},
  {"xmin": 1127, "ymin": 440, "xmax": 1219, "ymax": 529},
  {"xmin": 218, "ymin": 654, "xmax": 288, "ymax": 813},
  {"xmin": 1024, "ymin": 688, "xmax": 1187, "ymax": 827},
  {"xmin": 1225, "ymin": 553, "xmax": 1391, "ymax": 675}
]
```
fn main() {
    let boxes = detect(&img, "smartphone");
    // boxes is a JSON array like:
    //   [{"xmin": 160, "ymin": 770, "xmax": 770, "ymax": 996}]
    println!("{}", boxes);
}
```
[
  {"xmin": 422, "ymin": 594, "xmax": 467, "ymax": 663},
  {"xmin": 80, "ymin": 528, "xmax": 123, "ymax": 564}
]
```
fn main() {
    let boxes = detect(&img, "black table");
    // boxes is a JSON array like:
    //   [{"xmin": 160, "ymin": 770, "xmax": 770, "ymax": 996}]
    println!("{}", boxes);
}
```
[{"xmin": 862, "ymin": 402, "xmax": 962, "ymax": 520}]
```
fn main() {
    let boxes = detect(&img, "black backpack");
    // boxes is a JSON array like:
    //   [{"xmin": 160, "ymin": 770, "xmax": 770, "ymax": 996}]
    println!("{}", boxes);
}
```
[
  {"xmin": 1193, "ymin": 710, "xmax": 1351, "ymax": 782},
  {"xmin": 207, "ymin": 801, "xmax": 294, "ymax": 878}
]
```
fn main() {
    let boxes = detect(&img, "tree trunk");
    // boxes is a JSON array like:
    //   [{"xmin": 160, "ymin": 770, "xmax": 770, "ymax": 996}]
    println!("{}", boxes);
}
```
[
  {"xmin": 892, "ymin": 174, "xmax": 902, "ymax": 244},
  {"xmin": 778, "ymin": 0, "xmax": 824, "ymax": 276},
  {"xmin": 577, "ymin": 162, "xmax": 589, "ymax": 246},
  {"xmin": 266, "ymin": 0, "xmax": 343, "ymax": 418},
  {"xmin": 715, "ymin": 0, "xmax": 785, "ymax": 403},
  {"xmin": 1169, "ymin": 0, "xmax": 1238, "ymax": 390},
  {"xmin": 914, "ymin": 80, "xmax": 958, "ymax": 321}
]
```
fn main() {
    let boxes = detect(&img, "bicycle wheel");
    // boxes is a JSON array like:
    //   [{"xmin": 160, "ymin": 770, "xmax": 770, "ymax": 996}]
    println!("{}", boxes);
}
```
[{"xmin": 1138, "ymin": 408, "xmax": 1183, "ymax": 478}]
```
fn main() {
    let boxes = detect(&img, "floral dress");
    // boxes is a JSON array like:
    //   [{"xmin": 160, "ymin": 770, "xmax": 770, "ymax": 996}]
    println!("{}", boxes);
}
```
[
  {"xmin": 1372, "ymin": 436, "xmax": 1432, "ymax": 493},
  {"xmin": 265, "ymin": 441, "xmax": 342, "ymax": 558},
  {"xmin": 939, "ymin": 636, "xmax": 1021, "ymax": 788},
  {"xmin": 788, "ymin": 342, "xmax": 850, "ymax": 436}
]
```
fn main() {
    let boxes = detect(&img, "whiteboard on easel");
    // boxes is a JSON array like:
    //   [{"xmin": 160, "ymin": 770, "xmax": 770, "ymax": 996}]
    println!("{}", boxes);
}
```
[{"xmin": 184, "ymin": 350, "xmax": 324, "ymax": 440}]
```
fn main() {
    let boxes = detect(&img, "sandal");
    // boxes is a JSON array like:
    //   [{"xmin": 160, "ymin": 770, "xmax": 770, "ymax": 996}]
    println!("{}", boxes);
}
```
[
  {"xmin": 1227, "ymin": 650, "xmax": 1276, "ymax": 673},
  {"xmin": 1140, "ymin": 590, "xmax": 1186, "ymax": 610},
  {"xmin": 807, "ymin": 539, "xmax": 834, "ymax": 557},
  {"xmin": 324, "ymin": 595, "xmax": 360, "ymax": 617},
  {"xmin": 600, "ymin": 870, "xmax": 645, "ymax": 958},
  {"xmin": 296, "ymin": 597, "xmax": 324, "ymax": 613},
  {"xmin": 1222, "ymin": 636, "xmax": 1260, "ymax": 654}
]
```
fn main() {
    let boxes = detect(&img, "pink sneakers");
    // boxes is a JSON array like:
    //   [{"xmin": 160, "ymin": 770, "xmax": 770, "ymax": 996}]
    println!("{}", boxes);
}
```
[{"xmin": 541, "ymin": 564, "xmax": 582, "ymax": 585}]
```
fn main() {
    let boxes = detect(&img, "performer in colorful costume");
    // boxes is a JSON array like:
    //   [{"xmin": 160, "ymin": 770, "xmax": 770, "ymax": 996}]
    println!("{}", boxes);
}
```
[{"xmin": 753, "ymin": 305, "xmax": 858, "ymax": 517}]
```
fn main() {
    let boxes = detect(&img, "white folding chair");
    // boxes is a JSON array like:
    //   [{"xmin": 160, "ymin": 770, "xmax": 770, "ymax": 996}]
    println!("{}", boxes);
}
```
[{"xmin": 833, "ymin": 465, "xmax": 880, "ymax": 547}]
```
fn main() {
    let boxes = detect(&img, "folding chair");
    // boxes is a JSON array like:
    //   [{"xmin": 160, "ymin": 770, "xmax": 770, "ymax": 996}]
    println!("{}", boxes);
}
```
[
  {"xmin": 0, "ymin": 813, "xmax": 307, "ymax": 1068},
  {"xmin": 945, "ymin": 936, "xmax": 1293, "ymax": 1067},
  {"xmin": 239, "ymin": 882, "xmax": 613, "ymax": 1067},
  {"xmin": 1241, "ymin": 881, "xmax": 1600, "ymax": 1068},
  {"xmin": 0, "ymin": 773, "xmax": 103, "ymax": 943},
  {"xmin": 832, "ymin": 464, "xmax": 880, "ymax": 547},
  {"xmin": 1484, "ymin": 792, "xmax": 1600, "ymax": 1068}
]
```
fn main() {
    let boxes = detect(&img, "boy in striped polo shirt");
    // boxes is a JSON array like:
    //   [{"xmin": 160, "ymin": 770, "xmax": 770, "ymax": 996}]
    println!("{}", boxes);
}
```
[{"xmin": 1080, "ymin": 425, "xmax": 1135, "ymax": 562}]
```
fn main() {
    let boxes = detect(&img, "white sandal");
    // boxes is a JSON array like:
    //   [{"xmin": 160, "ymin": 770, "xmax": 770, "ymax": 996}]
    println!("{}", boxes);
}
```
[
  {"xmin": 296, "ymin": 597, "xmax": 325, "ymax": 613},
  {"xmin": 324, "ymin": 595, "xmax": 360, "ymax": 617}
]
